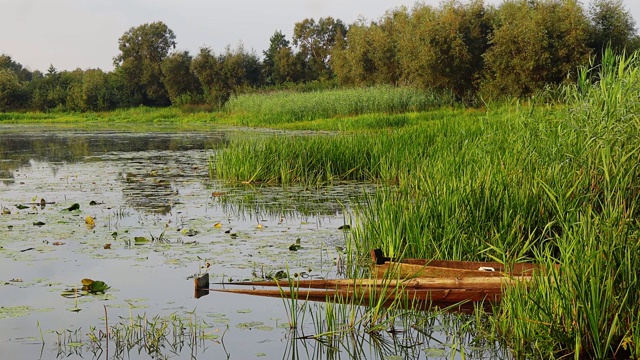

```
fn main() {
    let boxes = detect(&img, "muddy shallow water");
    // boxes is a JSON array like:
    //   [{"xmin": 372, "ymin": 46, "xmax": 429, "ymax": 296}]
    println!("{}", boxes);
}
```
[{"xmin": 0, "ymin": 126, "xmax": 497, "ymax": 359}]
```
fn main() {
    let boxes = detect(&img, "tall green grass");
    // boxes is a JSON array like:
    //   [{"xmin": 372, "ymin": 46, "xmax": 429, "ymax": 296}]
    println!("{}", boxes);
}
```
[
  {"xmin": 0, "ymin": 106, "xmax": 217, "ymax": 124},
  {"xmin": 210, "ymin": 49, "xmax": 640, "ymax": 358},
  {"xmin": 213, "ymin": 133, "xmax": 384, "ymax": 186},
  {"xmin": 223, "ymin": 85, "xmax": 455, "ymax": 126},
  {"xmin": 211, "ymin": 107, "xmax": 510, "ymax": 187},
  {"xmin": 491, "ymin": 49, "xmax": 640, "ymax": 359}
]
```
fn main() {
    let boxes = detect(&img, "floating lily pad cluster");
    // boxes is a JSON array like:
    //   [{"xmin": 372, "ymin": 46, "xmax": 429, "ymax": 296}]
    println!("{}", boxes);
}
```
[{"xmin": 60, "ymin": 278, "xmax": 110, "ymax": 298}]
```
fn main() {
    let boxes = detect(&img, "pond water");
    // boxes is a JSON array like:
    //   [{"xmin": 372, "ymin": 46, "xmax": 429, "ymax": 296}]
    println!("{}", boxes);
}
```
[{"xmin": 0, "ymin": 125, "xmax": 499, "ymax": 359}]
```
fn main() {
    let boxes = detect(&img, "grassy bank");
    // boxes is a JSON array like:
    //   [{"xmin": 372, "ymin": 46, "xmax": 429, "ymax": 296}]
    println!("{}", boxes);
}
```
[
  {"xmin": 0, "ymin": 85, "xmax": 455, "ymax": 128},
  {"xmin": 212, "ymin": 50, "xmax": 640, "ymax": 358}
]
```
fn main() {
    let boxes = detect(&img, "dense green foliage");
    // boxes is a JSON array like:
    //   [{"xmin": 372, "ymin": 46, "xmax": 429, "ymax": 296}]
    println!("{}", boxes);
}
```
[
  {"xmin": 0, "ymin": 0, "xmax": 637, "ymax": 112},
  {"xmin": 113, "ymin": 21, "xmax": 177, "ymax": 106}
]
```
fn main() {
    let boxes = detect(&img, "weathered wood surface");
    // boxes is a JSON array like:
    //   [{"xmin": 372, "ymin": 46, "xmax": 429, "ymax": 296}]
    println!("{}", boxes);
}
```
[
  {"xmin": 219, "ymin": 276, "xmax": 529, "ymax": 291},
  {"xmin": 202, "ymin": 249, "xmax": 549, "ymax": 306},
  {"xmin": 371, "ymin": 249, "xmax": 547, "ymax": 277},
  {"xmin": 372, "ymin": 262, "xmax": 536, "ymax": 279},
  {"xmin": 213, "ymin": 287, "xmax": 503, "ymax": 304},
  {"xmin": 194, "ymin": 273, "xmax": 210, "ymax": 289}
]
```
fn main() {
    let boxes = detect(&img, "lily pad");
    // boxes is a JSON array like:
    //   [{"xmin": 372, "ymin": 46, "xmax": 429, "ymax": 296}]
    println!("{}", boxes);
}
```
[
  {"xmin": 236, "ymin": 321, "xmax": 273, "ymax": 331},
  {"xmin": 88, "ymin": 280, "xmax": 109, "ymax": 293}
]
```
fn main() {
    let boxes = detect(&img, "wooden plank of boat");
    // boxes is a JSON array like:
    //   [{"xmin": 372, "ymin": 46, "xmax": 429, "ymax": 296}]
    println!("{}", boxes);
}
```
[
  {"xmin": 217, "ymin": 275, "xmax": 528, "ymax": 291},
  {"xmin": 371, "ymin": 249, "xmax": 546, "ymax": 277},
  {"xmin": 214, "ymin": 287, "xmax": 503, "ymax": 304},
  {"xmin": 373, "ymin": 261, "xmax": 514, "ymax": 279}
]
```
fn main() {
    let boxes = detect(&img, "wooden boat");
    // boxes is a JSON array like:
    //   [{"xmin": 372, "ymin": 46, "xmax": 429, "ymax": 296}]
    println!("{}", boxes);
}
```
[
  {"xmin": 214, "ymin": 287, "xmax": 502, "ymax": 307},
  {"xmin": 370, "ymin": 248, "xmax": 547, "ymax": 279},
  {"xmin": 199, "ymin": 249, "xmax": 546, "ymax": 306}
]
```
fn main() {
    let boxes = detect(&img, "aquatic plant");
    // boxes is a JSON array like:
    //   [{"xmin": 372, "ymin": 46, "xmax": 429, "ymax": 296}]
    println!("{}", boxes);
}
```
[{"xmin": 55, "ymin": 306, "xmax": 222, "ymax": 359}]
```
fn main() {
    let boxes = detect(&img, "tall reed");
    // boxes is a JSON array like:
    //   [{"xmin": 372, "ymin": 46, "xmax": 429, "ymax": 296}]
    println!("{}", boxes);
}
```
[
  {"xmin": 223, "ymin": 85, "xmax": 455, "ymax": 126},
  {"xmin": 491, "ymin": 48, "xmax": 640, "ymax": 359}
]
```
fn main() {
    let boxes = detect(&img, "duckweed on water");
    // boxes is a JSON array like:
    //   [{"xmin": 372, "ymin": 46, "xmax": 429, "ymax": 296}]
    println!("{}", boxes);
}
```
[{"xmin": 0, "ymin": 305, "xmax": 54, "ymax": 319}]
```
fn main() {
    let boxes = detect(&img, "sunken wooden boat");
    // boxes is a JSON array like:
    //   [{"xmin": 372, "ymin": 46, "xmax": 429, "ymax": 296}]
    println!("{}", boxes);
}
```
[{"xmin": 201, "ymin": 249, "xmax": 548, "ymax": 307}]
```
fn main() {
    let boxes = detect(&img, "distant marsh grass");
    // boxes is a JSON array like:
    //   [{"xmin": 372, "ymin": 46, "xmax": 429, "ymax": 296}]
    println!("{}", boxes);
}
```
[
  {"xmin": 223, "ymin": 85, "xmax": 456, "ymax": 126},
  {"xmin": 0, "ymin": 106, "xmax": 216, "ymax": 124}
]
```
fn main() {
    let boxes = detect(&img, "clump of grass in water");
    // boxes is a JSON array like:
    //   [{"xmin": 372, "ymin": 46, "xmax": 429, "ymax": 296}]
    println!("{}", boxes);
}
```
[
  {"xmin": 223, "ymin": 85, "xmax": 455, "ymax": 126},
  {"xmin": 278, "ymin": 269, "xmax": 308, "ymax": 330},
  {"xmin": 53, "ymin": 305, "xmax": 221, "ymax": 358}
]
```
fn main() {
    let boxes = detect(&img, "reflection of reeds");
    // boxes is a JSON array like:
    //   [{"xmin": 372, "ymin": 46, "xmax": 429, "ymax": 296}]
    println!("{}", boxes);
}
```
[{"xmin": 288, "ymin": 293, "xmax": 500, "ymax": 359}]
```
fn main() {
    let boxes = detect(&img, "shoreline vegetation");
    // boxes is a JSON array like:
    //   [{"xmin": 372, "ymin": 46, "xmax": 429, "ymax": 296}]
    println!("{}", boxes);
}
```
[
  {"xmin": 1, "ymin": 0, "xmax": 638, "ymax": 357},
  {"xmin": 1, "ymin": 0, "xmax": 638, "ymax": 113},
  {"xmin": 2, "ymin": 48, "xmax": 639, "ymax": 358},
  {"xmin": 214, "ymin": 49, "xmax": 640, "ymax": 359}
]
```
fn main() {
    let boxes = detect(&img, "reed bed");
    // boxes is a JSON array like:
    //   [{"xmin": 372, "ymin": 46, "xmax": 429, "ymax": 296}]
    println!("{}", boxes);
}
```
[
  {"xmin": 211, "ymin": 49, "xmax": 640, "ymax": 358},
  {"xmin": 212, "ymin": 110, "xmax": 498, "ymax": 186},
  {"xmin": 350, "ymin": 49, "xmax": 640, "ymax": 358},
  {"xmin": 213, "ymin": 132, "xmax": 393, "ymax": 186},
  {"xmin": 0, "ymin": 106, "xmax": 216, "ymax": 124},
  {"xmin": 223, "ymin": 85, "xmax": 455, "ymax": 126},
  {"xmin": 490, "ymin": 49, "xmax": 640, "ymax": 359}
]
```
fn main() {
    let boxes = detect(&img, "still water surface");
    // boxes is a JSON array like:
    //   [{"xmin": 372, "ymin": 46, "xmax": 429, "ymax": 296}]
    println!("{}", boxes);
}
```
[{"xmin": 0, "ymin": 126, "xmax": 498, "ymax": 359}]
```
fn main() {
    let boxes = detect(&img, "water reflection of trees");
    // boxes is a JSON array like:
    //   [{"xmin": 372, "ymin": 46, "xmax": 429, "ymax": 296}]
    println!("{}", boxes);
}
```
[
  {"xmin": 117, "ymin": 150, "xmax": 212, "ymax": 214},
  {"xmin": 0, "ymin": 130, "xmax": 227, "ymax": 174}
]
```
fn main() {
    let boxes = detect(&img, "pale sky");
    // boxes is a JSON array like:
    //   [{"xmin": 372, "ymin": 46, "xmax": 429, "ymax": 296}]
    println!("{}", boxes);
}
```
[{"xmin": 1, "ymin": 0, "xmax": 639, "ymax": 72}]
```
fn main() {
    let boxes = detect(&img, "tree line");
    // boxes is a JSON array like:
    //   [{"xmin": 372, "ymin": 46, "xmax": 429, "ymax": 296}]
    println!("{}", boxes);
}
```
[{"xmin": 0, "ymin": 0, "xmax": 637, "ymax": 112}]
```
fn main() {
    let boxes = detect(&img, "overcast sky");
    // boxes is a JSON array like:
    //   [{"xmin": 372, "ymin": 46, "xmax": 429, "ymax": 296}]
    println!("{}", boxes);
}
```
[{"xmin": 2, "ymin": 0, "xmax": 639, "ymax": 72}]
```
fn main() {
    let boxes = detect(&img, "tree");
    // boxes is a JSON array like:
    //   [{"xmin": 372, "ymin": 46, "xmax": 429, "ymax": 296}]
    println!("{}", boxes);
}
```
[
  {"xmin": 481, "ymin": 0, "xmax": 591, "ymax": 99},
  {"xmin": 293, "ymin": 17, "xmax": 347, "ymax": 80},
  {"xmin": 192, "ymin": 47, "xmax": 228, "ymax": 108},
  {"xmin": 30, "ymin": 65, "xmax": 69, "ymax": 111},
  {"xmin": 0, "ymin": 68, "xmax": 26, "ymax": 111},
  {"xmin": 0, "ymin": 54, "xmax": 32, "ymax": 82},
  {"xmin": 263, "ymin": 31, "xmax": 300, "ymax": 85},
  {"xmin": 332, "ymin": 9, "xmax": 408, "ymax": 87},
  {"xmin": 192, "ymin": 45, "xmax": 262, "ymax": 108},
  {"xmin": 395, "ymin": 1, "xmax": 490, "ymax": 98},
  {"xmin": 161, "ymin": 51, "xmax": 201, "ymax": 104},
  {"xmin": 113, "ymin": 21, "xmax": 176, "ymax": 106},
  {"xmin": 588, "ymin": 0, "xmax": 637, "ymax": 54},
  {"xmin": 65, "ymin": 69, "xmax": 115, "ymax": 112}
]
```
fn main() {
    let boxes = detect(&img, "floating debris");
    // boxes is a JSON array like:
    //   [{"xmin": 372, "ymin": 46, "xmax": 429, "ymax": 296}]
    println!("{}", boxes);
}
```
[{"xmin": 66, "ymin": 203, "xmax": 80, "ymax": 211}]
